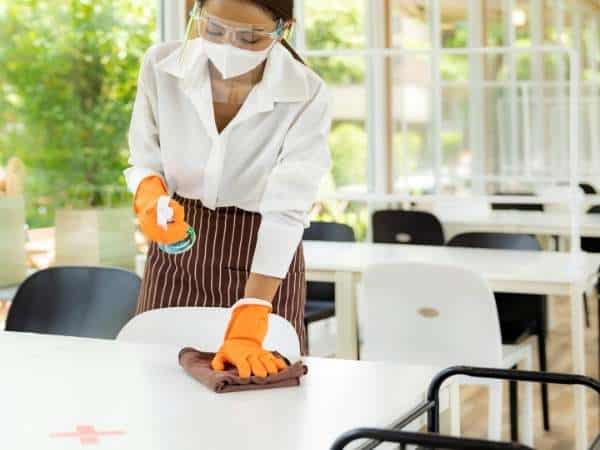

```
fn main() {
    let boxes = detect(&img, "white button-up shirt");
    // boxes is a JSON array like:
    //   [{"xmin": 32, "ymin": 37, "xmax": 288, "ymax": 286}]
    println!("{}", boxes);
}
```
[{"xmin": 124, "ymin": 38, "xmax": 332, "ymax": 278}]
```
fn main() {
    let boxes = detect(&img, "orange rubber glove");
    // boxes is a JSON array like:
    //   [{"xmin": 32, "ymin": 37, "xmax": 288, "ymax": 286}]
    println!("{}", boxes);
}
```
[
  {"xmin": 211, "ymin": 299, "xmax": 288, "ymax": 379},
  {"xmin": 134, "ymin": 176, "xmax": 189, "ymax": 245}
]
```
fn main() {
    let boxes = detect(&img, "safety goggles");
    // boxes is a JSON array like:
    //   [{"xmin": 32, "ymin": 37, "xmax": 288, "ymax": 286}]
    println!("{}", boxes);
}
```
[{"xmin": 190, "ymin": 6, "xmax": 287, "ymax": 51}]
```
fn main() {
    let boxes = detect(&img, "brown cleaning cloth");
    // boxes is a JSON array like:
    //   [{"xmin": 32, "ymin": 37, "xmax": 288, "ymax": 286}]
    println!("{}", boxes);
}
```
[{"xmin": 178, "ymin": 347, "xmax": 308, "ymax": 394}]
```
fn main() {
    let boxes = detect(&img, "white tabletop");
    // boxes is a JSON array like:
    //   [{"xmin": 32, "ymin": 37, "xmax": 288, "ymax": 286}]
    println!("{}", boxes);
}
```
[
  {"xmin": 303, "ymin": 241, "xmax": 600, "ymax": 287},
  {"xmin": 0, "ymin": 332, "xmax": 444, "ymax": 450},
  {"xmin": 440, "ymin": 210, "xmax": 600, "ymax": 238}
]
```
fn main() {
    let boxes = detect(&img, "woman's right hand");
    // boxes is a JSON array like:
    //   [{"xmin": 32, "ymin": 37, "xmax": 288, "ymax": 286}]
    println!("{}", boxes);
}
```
[{"xmin": 134, "ymin": 176, "xmax": 189, "ymax": 245}]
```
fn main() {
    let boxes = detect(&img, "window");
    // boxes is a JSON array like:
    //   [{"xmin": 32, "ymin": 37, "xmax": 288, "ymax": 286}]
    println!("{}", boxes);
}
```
[
  {"xmin": 299, "ymin": 0, "xmax": 369, "ymax": 238},
  {"xmin": 0, "ymin": 0, "xmax": 158, "ymax": 227},
  {"xmin": 182, "ymin": 0, "xmax": 599, "ymax": 235}
]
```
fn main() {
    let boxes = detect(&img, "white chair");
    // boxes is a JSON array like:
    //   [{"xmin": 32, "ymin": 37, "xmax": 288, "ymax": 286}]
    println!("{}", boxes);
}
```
[
  {"xmin": 358, "ymin": 263, "xmax": 533, "ymax": 445},
  {"xmin": 117, "ymin": 307, "xmax": 301, "ymax": 361}
]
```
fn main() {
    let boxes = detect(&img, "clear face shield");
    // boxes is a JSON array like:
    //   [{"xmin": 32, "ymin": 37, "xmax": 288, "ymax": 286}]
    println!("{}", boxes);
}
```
[{"xmin": 179, "ymin": 3, "xmax": 289, "ymax": 105}]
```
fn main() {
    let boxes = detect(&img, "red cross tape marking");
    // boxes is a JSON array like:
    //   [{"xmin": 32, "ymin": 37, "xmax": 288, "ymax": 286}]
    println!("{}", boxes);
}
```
[{"xmin": 50, "ymin": 425, "xmax": 126, "ymax": 445}]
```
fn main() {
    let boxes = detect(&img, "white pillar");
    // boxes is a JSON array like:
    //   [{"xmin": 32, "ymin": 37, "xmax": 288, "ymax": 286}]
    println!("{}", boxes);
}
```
[
  {"xmin": 367, "ymin": 0, "xmax": 389, "ymax": 197},
  {"xmin": 504, "ymin": 0, "xmax": 519, "ymax": 179},
  {"xmin": 293, "ymin": 0, "xmax": 306, "ymax": 50},
  {"xmin": 588, "ymin": 18, "xmax": 600, "ymax": 178},
  {"xmin": 468, "ymin": 0, "xmax": 485, "ymax": 194},
  {"xmin": 430, "ymin": 0, "xmax": 443, "ymax": 194},
  {"xmin": 163, "ymin": 0, "xmax": 187, "ymax": 41},
  {"xmin": 553, "ymin": 0, "xmax": 568, "ymax": 181},
  {"xmin": 530, "ymin": 0, "xmax": 545, "ymax": 176}
]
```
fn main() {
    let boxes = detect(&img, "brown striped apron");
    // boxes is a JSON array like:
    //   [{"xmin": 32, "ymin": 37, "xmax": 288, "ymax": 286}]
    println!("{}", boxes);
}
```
[{"xmin": 136, "ymin": 193, "xmax": 307, "ymax": 354}]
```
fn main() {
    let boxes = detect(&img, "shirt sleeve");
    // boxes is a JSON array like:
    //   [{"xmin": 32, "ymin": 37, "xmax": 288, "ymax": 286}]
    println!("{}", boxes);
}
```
[
  {"xmin": 123, "ymin": 47, "xmax": 165, "ymax": 195},
  {"xmin": 250, "ymin": 82, "xmax": 332, "ymax": 279}
]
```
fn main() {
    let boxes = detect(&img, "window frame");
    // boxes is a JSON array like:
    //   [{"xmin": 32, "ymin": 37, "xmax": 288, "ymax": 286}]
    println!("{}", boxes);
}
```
[{"xmin": 173, "ymin": 0, "xmax": 600, "ymax": 194}]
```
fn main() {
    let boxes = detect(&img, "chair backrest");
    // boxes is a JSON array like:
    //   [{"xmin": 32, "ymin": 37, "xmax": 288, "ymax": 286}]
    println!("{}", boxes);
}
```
[
  {"xmin": 303, "ymin": 222, "xmax": 356, "ymax": 302},
  {"xmin": 117, "ymin": 307, "xmax": 301, "ymax": 360},
  {"xmin": 447, "ymin": 232, "xmax": 545, "ymax": 326},
  {"xmin": 6, "ymin": 266, "xmax": 140, "ymax": 339},
  {"xmin": 579, "ymin": 182, "xmax": 597, "ymax": 194},
  {"xmin": 447, "ymin": 232, "xmax": 541, "ymax": 251},
  {"xmin": 359, "ymin": 263, "xmax": 503, "ymax": 367},
  {"xmin": 303, "ymin": 221, "xmax": 356, "ymax": 243},
  {"xmin": 372, "ymin": 210, "xmax": 445, "ymax": 245}
]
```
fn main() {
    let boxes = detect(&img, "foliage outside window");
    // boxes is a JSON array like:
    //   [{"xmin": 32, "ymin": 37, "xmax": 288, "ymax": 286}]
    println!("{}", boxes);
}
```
[
  {"xmin": 0, "ymin": 0, "xmax": 155, "ymax": 227},
  {"xmin": 304, "ymin": 0, "xmax": 368, "ymax": 239}
]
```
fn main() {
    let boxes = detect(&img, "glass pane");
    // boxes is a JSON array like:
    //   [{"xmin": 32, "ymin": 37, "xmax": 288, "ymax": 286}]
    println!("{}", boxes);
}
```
[
  {"xmin": 304, "ymin": 0, "xmax": 365, "ymax": 50},
  {"xmin": 308, "ymin": 56, "xmax": 368, "ymax": 193},
  {"xmin": 311, "ymin": 54, "xmax": 368, "ymax": 239},
  {"xmin": 583, "ymin": 19, "xmax": 600, "ymax": 82},
  {"xmin": 440, "ymin": 0, "xmax": 468, "ymax": 48},
  {"xmin": 514, "ymin": 0, "xmax": 530, "ymax": 45},
  {"xmin": 441, "ymin": 55, "xmax": 468, "ymax": 82},
  {"xmin": 441, "ymin": 87, "xmax": 469, "ymax": 193},
  {"xmin": 0, "ymin": 1, "xmax": 157, "ymax": 228},
  {"xmin": 392, "ymin": 82, "xmax": 434, "ymax": 194},
  {"xmin": 485, "ymin": 0, "xmax": 506, "ymax": 46},
  {"xmin": 393, "ymin": 54, "xmax": 431, "ymax": 84},
  {"xmin": 389, "ymin": 0, "xmax": 432, "ymax": 49}
]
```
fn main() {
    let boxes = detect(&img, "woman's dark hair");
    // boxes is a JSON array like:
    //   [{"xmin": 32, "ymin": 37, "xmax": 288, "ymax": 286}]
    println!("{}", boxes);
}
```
[{"xmin": 195, "ymin": 0, "xmax": 305, "ymax": 64}]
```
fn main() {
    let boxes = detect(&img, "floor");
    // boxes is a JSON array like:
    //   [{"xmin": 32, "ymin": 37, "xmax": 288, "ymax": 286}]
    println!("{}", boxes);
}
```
[{"xmin": 1, "ymin": 295, "xmax": 598, "ymax": 448}]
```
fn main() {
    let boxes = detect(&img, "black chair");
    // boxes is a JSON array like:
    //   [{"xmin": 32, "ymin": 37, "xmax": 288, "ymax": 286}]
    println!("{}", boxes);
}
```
[
  {"xmin": 581, "ymin": 205, "xmax": 600, "ymax": 385},
  {"xmin": 302, "ymin": 222, "xmax": 356, "ymax": 344},
  {"xmin": 579, "ymin": 183, "xmax": 597, "ymax": 194},
  {"xmin": 6, "ymin": 267, "xmax": 141, "ymax": 339},
  {"xmin": 372, "ymin": 210, "xmax": 445, "ymax": 245},
  {"xmin": 447, "ymin": 233, "xmax": 551, "ymax": 435}
]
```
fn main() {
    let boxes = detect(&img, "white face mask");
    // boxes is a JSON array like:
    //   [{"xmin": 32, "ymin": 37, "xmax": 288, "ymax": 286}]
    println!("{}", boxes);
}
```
[{"xmin": 203, "ymin": 39, "xmax": 275, "ymax": 80}]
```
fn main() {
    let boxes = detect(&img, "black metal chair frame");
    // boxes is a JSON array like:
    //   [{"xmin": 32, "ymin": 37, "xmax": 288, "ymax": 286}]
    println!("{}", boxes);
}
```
[
  {"xmin": 331, "ymin": 428, "xmax": 533, "ymax": 449},
  {"xmin": 331, "ymin": 366, "xmax": 600, "ymax": 450}
]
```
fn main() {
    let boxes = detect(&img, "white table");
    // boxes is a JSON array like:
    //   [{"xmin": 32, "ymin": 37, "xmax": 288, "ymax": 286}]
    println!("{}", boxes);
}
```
[
  {"xmin": 439, "ymin": 210, "xmax": 600, "ymax": 240},
  {"xmin": 136, "ymin": 243, "xmax": 599, "ymax": 449},
  {"xmin": 303, "ymin": 241, "xmax": 600, "ymax": 450},
  {"xmin": 0, "ymin": 332, "xmax": 454, "ymax": 450}
]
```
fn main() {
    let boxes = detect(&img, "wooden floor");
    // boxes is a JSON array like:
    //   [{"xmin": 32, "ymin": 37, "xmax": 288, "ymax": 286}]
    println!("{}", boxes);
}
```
[
  {"xmin": 460, "ymin": 295, "xmax": 599, "ymax": 448},
  {"xmin": 1, "ymin": 295, "xmax": 598, "ymax": 448}
]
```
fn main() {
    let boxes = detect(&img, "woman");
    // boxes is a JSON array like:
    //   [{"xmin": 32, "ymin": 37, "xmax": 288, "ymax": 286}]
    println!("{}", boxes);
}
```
[{"xmin": 125, "ymin": 0, "xmax": 331, "ymax": 378}]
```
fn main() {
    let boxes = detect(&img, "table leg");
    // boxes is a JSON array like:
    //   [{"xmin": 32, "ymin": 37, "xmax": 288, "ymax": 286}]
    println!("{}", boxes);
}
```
[
  {"xmin": 570, "ymin": 282, "xmax": 588, "ymax": 450},
  {"xmin": 334, "ymin": 271, "xmax": 358, "ymax": 360}
]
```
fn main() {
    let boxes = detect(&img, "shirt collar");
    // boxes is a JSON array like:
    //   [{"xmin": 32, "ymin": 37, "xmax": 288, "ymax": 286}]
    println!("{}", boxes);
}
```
[{"xmin": 156, "ymin": 39, "xmax": 310, "ymax": 104}]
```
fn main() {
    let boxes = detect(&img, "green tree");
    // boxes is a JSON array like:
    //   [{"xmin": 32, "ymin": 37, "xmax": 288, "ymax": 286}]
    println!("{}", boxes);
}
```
[
  {"xmin": 0, "ymin": 0, "xmax": 154, "ymax": 226},
  {"xmin": 304, "ymin": 0, "xmax": 365, "ymax": 84}
]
